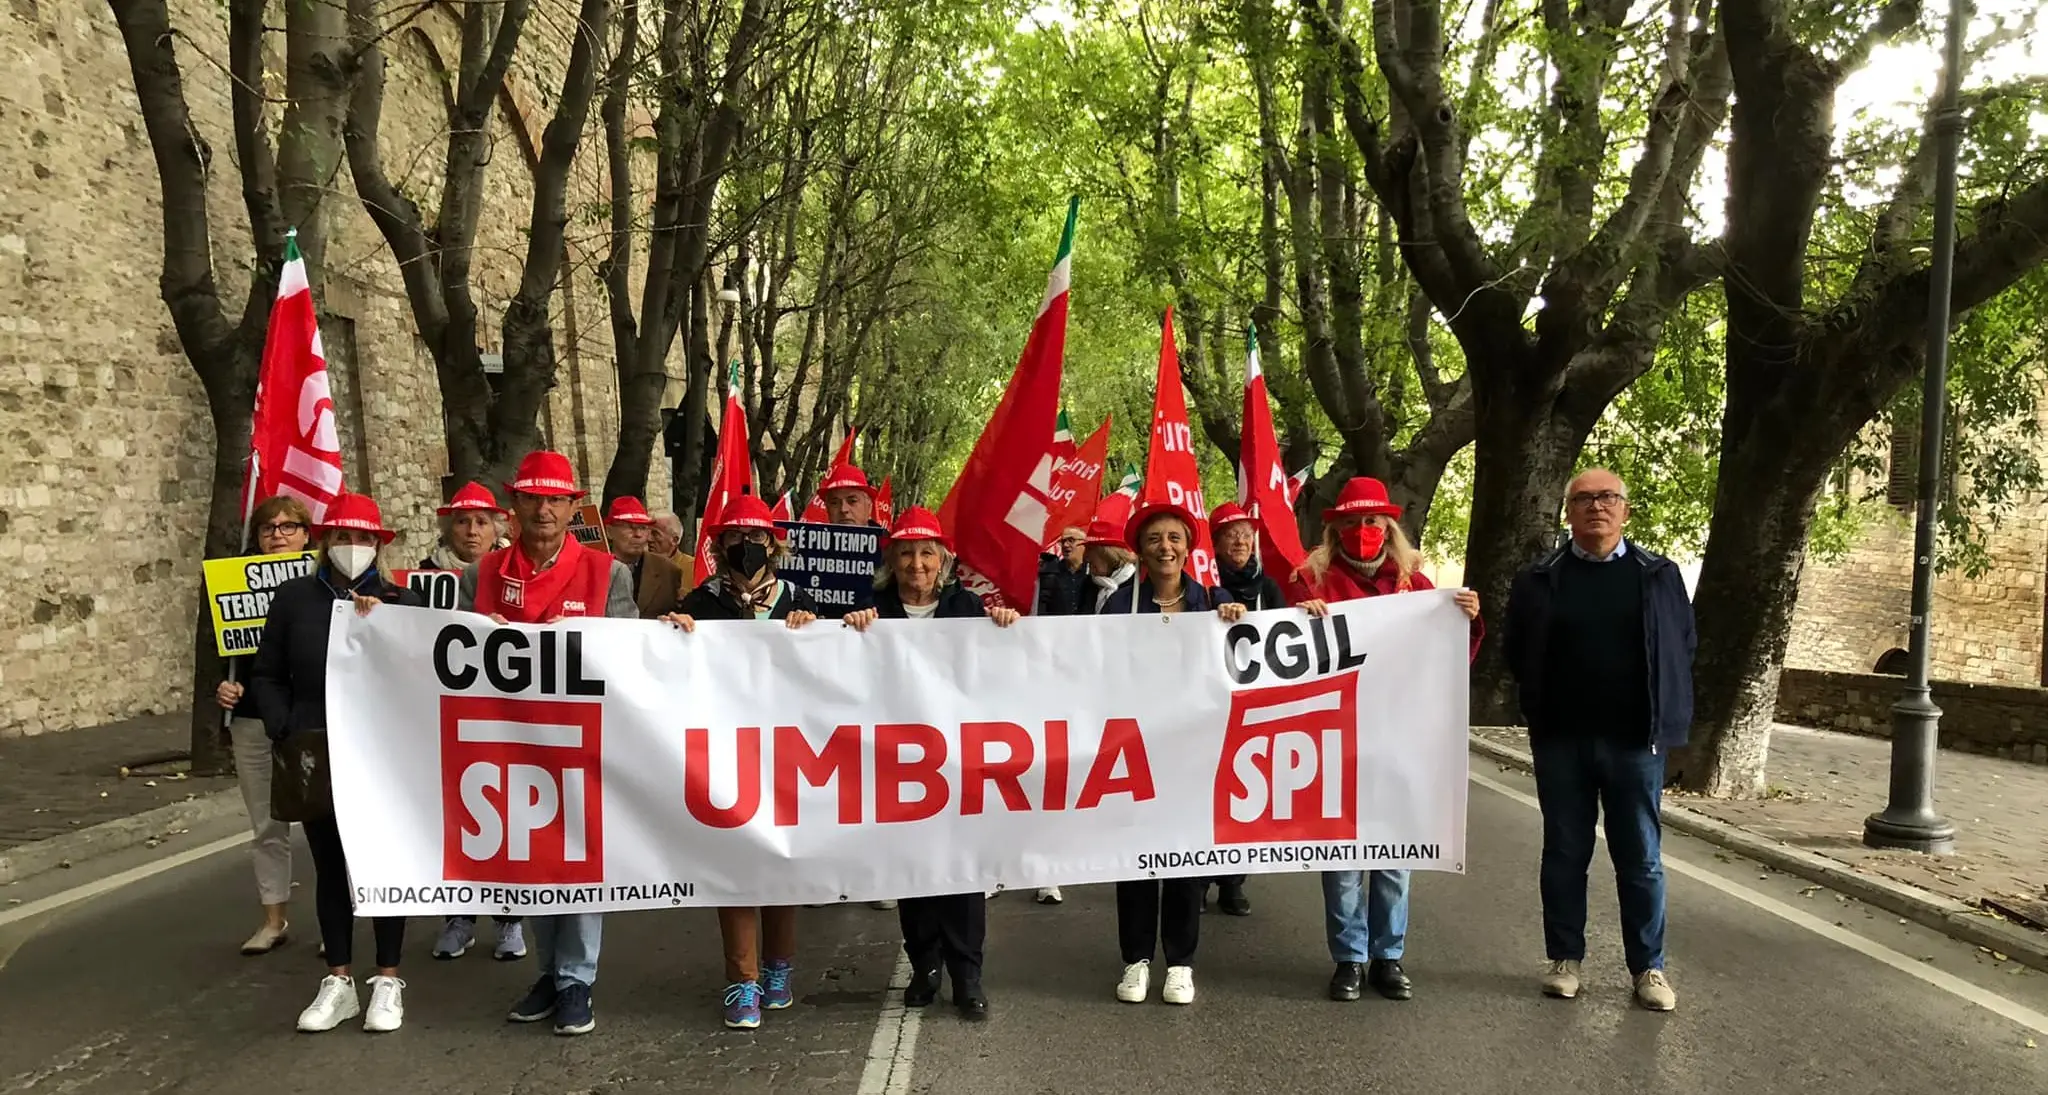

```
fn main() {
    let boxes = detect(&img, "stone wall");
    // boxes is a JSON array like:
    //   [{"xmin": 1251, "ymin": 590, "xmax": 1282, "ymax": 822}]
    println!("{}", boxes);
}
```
[
  {"xmin": 1786, "ymin": 488, "xmax": 2048, "ymax": 688},
  {"xmin": 1776, "ymin": 667, "xmax": 2048, "ymax": 765},
  {"xmin": 0, "ymin": 3, "xmax": 671, "ymax": 735}
]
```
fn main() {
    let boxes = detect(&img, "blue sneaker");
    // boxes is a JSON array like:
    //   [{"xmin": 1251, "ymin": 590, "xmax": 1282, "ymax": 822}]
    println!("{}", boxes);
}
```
[
  {"xmin": 507, "ymin": 975, "xmax": 557, "ymax": 1023},
  {"xmin": 723, "ymin": 981, "xmax": 763, "ymax": 1030},
  {"xmin": 763, "ymin": 960, "xmax": 794, "ymax": 1010},
  {"xmin": 554, "ymin": 982, "xmax": 595, "ymax": 1035}
]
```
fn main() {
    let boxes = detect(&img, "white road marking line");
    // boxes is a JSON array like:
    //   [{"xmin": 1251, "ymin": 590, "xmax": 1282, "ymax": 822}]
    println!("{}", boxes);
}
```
[
  {"xmin": 856, "ymin": 950, "xmax": 921, "ymax": 1095},
  {"xmin": 1469, "ymin": 770, "xmax": 2048, "ymax": 1036},
  {"xmin": 0, "ymin": 832, "xmax": 251, "ymax": 930}
]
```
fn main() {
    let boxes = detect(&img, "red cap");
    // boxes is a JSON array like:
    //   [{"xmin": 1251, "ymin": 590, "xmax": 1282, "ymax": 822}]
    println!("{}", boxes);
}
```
[
  {"xmin": 883, "ymin": 506, "xmax": 950, "ymax": 551},
  {"xmin": 1081, "ymin": 494, "xmax": 1136, "ymax": 547},
  {"xmin": 818, "ymin": 463, "xmax": 878, "ymax": 500},
  {"xmin": 711, "ymin": 494, "xmax": 779, "ymax": 534},
  {"xmin": 437, "ymin": 481, "xmax": 505, "ymax": 517},
  {"xmin": 314, "ymin": 492, "xmax": 397, "ymax": 543},
  {"xmin": 507, "ymin": 450, "xmax": 585, "ymax": 498},
  {"xmin": 1123, "ymin": 501, "xmax": 1203, "ymax": 552},
  {"xmin": 605, "ymin": 496, "xmax": 654, "ymax": 526},
  {"xmin": 1322, "ymin": 477, "xmax": 1402, "ymax": 523},
  {"xmin": 1208, "ymin": 502, "xmax": 1259, "ymax": 533}
]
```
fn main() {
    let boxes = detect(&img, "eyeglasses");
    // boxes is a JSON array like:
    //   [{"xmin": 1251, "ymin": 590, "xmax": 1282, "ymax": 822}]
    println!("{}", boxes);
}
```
[
  {"xmin": 258, "ymin": 521, "xmax": 307, "ymax": 536},
  {"xmin": 1567, "ymin": 491, "xmax": 1627, "ymax": 511},
  {"xmin": 1058, "ymin": 538, "xmax": 1082, "ymax": 549},
  {"xmin": 718, "ymin": 530, "xmax": 774, "ymax": 546}
]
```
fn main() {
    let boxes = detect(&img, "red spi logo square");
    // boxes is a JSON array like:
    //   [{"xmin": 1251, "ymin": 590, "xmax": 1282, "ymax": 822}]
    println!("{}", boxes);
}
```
[
  {"xmin": 1213, "ymin": 672, "xmax": 1359, "ymax": 843},
  {"xmin": 442, "ymin": 695, "xmax": 604, "ymax": 884}
]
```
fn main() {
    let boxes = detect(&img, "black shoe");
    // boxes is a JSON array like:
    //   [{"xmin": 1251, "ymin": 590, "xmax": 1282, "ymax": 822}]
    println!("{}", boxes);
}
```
[
  {"xmin": 1328, "ymin": 961, "xmax": 1364, "ymax": 1001},
  {"xmin": 954, "ymin": 979, "xmax": 988, "ymax": 1021},
  {"xmin": 1217, "ymin": 881, "xmax": 1251, "ymax": 916},
  {"xmin": 903, "ymin": 968, "xmax": 942, "ymax": 1008},
  {"xmin": 1367, "ymin": 959, "xmax": 1413, "ymax": 1001}
]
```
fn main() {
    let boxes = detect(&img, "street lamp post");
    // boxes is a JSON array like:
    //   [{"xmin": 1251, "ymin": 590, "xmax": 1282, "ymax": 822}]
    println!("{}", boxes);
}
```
[{"xmin": 1863, "ymin": 0, "xmax": 1968, "ymax": 855}]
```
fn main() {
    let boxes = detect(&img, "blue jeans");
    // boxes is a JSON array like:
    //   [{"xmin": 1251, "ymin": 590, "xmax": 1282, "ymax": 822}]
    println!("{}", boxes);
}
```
[
  {"xmin": 533, "ymin": 913, "xmax": 603, "ymax": 989},
  {"xmin": 1531, "ymin": 735, "xmax": 1666, "ymax": 974},
  {"xmin": 1321, "ymin": 869, "xmax": 1410, "ymax": 962}
]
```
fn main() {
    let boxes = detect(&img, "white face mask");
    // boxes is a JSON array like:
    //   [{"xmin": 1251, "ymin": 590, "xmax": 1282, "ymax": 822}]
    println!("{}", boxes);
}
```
[{"xmin": 329, "ymin": 544, "xmax": 377, "ymax": 580}]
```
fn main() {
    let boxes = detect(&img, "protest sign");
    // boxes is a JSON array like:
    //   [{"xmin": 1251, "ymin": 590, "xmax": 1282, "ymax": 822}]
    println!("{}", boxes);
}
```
[
  {"xmin": 202, "ymin": 551, "xmax": 318, "ymax": 656},
  {"xmin": 325, "ymin": 592, "xmax": 1471, "ymax": 915},
  {"xmin": 775, "ymin": 520, "xmax": 882, "ymax": 617},
  {"xmin": 567, "ymin": 504, "xmax": 609, "ymax": 551},
  {"xmin": 392, "ymin": 569, "xmax": 461, "ymax": 611}
]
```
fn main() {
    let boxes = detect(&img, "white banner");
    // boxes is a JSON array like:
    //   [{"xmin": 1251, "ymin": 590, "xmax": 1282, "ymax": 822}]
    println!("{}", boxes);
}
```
[{"xmin": 325, "ymin": 592, "xmax": 1470, "ymax": 916}]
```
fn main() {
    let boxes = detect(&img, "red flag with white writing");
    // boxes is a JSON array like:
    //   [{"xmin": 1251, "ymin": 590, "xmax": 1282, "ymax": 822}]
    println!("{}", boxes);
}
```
[
  {"xmin": 1041, "ymin": 414, "xmax": 1111, "ymax": 548},
  {"xmin": 1237, "ymin": 324, "xmax": 1307, "ymax": 575},
  {"xmin": 770, "ymin": 492, "xmax": 793, "ymax": 523},
  {"xmin": 694, "ymin": 365, "xmax": 754, "ymax": 584},
  {"xmin": 939, "ymin": 198, "xmax": 1077, "ymax": 611},
  {"xmin": 876, "ymin": 477, "xmax": 894, "ymax": 527},
  {"xmin": 800, "ymin": 430, "xmax": 855, "ymax": 523},
  {"xmin": 243, "ymin": 230, "xmax": 346, "ymax": 525},
  {"xmin": 1138, "ymin": 308, "xmax": 1217, "ymax": 588}
]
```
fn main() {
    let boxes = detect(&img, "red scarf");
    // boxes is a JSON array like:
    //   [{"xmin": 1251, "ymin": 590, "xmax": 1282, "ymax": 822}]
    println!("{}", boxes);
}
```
[
  {"xmin": 474, "ymin": 537, "xmax": 614, "ymax": 623},
  {"xmin": 1285, "ymin": 555, "xmax": 1481, "ymax": 662}
]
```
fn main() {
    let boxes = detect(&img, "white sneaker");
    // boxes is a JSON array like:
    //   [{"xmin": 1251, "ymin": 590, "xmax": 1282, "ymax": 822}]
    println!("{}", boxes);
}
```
[
  {"xmin": 363, "ymin": 975, "xmax": 406, "ymax": 1032},
  {"xmin": 1162, "ymin": 965, "xmax": 1195, "ymax": 1005},
  {"xmin": 296, "ymin": 974, "xmax": 360, "ymax": 1032},
  {"xmin": 1115, "ymin": 960, "xmax": 1150, "ymax": 1003},
  {"xmin": 1634, "ymin": 969, "xmax": 1677, "ymax": 1011},
  {"xmin": 1035, "ymin": 886, "xmax": 1063, "ymax": 905},
  {"xmin": 1542, "ymin": 959, "xmax": 1581, "ymax": 999}
]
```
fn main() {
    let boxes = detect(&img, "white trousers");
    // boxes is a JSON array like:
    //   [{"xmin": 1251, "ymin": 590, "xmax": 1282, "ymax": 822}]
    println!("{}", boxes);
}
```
[{"xmin": 229, "ymin": 717, "xmax": 294, "ymax": 905}]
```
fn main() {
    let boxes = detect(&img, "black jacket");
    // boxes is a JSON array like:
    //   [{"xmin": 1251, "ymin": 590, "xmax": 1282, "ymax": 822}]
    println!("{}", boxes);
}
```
[
  {"xmin": 1101, "ymin": 580, "xmax": 1234, "ymax": 615},
  {"xmin": 866, "ymin": 582, "xmax": 987, "ymax": 620},
  {"xmin": 1036, "ymin": 555, "xmax": 1091, "ymax": 617},
  {"xmin": 678, "ymin": 575, "xmax": 821, "ymax": 622},
  {"xmin": 1215, "ymin": 562, "xmax": 1287, "ymax": 612},
  {"xmin": 249, "ymin": 567, "xmax": 417, "ymax": 742},
  {"xmin": 1502, "ymin": 540, "xmax": 1696, "ymax": 750}
]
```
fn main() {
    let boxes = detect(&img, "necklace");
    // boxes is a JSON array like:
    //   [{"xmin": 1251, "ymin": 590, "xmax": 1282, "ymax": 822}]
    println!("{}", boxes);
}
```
[{"xmin": 1154, "ymin": 592, "xmax": 1185, "ymax": 608}]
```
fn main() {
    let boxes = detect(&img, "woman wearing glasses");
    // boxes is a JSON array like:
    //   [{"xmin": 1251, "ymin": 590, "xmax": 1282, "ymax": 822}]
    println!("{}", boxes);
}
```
[
  {"xmin": 212, "ymin": 495, "xmax": 313, "ymax": 956},
  {"xmin": 662, "ymin": 493, "xmax": 819, "ymax": 1030},
  {"xmin": 1285, "ymin": 477, "xmax": 1481, "ymax": 1006}
]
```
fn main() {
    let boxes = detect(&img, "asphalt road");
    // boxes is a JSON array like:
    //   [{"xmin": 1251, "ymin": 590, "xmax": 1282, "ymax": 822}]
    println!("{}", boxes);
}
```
[{"xmin": 2, "ymin": 761, "xmax": 2044, "ymax": 1094}]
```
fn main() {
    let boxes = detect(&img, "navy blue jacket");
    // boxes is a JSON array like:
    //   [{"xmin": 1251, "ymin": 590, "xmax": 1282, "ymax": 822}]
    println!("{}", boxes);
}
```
[
  {"xmin": 1502, "ymin": 540, "xmax": 1695, "ymax": 750},
  {"xmin": 1101, "ymin": 580, "xmax": 1234, "ymax": 615},
  {"xmin": 865, "ymin": 582, "xmax": 987, "ymax": 620}
]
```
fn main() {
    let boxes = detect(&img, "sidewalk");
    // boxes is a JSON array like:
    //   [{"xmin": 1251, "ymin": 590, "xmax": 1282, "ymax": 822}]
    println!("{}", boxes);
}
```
[
  {"xmin": 1472, "ymin": 723, "xmax": 2048, "ymax": 931},
  {"xmin": 0, "ymin": 713, "xmax": 242, "ymax": 883}
]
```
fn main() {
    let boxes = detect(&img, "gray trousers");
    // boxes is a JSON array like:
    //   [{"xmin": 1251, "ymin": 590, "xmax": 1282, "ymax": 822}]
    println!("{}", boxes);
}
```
[{"xmin": 229, "ymin": 717, "xmax": 294, "ymax": 905}]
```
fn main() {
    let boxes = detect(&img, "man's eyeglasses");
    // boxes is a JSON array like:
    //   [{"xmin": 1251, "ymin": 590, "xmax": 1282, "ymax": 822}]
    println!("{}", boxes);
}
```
[
  {"xmin": 1567, "ymin": 491, "xmax": 1627, "ymax": 511},
  {"xmin": 258, "ymin": 521, "xmax": 307, "ymax": 536},
  {"xmin": 1058, "ymin": 537, "xmax": 1082, "ymax": 550}
]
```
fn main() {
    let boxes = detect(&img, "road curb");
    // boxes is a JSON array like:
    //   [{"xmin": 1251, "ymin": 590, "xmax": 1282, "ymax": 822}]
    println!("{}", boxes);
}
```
[
  {"xmin": 0, "ymin": 789, "xmax": 246, "ymax": 886},
  {"xmin": 1468, "ymin": 734, "xmax": 2048, "ymax": 976}
]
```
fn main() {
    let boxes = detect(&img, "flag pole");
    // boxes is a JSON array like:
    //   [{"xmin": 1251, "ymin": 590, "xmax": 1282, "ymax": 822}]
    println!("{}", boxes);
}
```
[{"xmin": 223, "ymin": 227, "xmax": 297, "ymax": 722}]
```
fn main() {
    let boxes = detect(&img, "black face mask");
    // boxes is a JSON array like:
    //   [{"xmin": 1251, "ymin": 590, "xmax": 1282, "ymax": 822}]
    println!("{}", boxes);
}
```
[{"xmin": 722, "ymin": 540, "xmax": 771, "ymax": 579}]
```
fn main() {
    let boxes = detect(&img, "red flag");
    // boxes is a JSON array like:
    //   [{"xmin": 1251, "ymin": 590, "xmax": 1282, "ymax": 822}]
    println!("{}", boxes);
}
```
[
  {"xmin": 800, "ymin": 431, "xmax": 857, "ymax": 523},
  {"xmin": 1041, "ymin": 414, "xmax": 1112, "ymax": 547},
  {"xmin": 1050, "ymin": 409, "xmax": 1077, "ymax": 468},
  {"xmin": 1237, "ymin": 325, "xmax": 1307, "ymax": 575},
  {"xmin": 694, "ymin": 367, "xmax": 754, "ymax": 585},
  {"xmin": 770, "ymin": 491, "xmax": 793, "ymax": 523},
  {"xmin": 244, "ymin": 230, "xmax": 345, "ymax": 524},
  {"xmin": 1285, "ymin": 466, "xmax": 1309, "ymax": 507},
  {"xmin": 940, "ymin": 198, "xmax": 1077, "ymax": 611},
  {"xmin": 1139, "ymin": 307, "xmax": 1217, "ymax": 588},
  {"xmin": 876, "ymin": 477, "xmax": 894, "ymax": 527}
]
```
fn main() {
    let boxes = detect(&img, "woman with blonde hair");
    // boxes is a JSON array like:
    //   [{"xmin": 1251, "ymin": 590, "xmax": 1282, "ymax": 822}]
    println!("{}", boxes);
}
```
[
  {"xmin": 248, "ymin": 493, "xmax": 421, "ymax": 1032},
  {"xmin": 1283, "ymin": 477, "xmax": 1480, "ymax": 1006},
  {"xmin": 214, "ymin": 494, "xmax": 313, "ymax": 955},
  {"xmin": 843, "ymin": 507, "xmax": 1018, "ymax": 1020}
]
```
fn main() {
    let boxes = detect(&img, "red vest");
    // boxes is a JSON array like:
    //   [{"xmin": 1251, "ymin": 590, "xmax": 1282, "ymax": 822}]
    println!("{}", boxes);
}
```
[{"xmin": 473, "ymin": 539, "xmax": 615, "ymax": 622}]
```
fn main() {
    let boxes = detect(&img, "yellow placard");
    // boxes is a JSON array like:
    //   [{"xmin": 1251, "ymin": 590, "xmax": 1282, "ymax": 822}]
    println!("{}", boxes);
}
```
[{"xmin": 202, "ymin": 550, "xmax": 319, "ymax": 657}]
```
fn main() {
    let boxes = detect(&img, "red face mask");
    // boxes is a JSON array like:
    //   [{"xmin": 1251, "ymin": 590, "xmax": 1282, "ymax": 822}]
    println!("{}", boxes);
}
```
[{"xmin": 1341, "ymin": 523, "xmax": 1386, "ymax": 561}]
